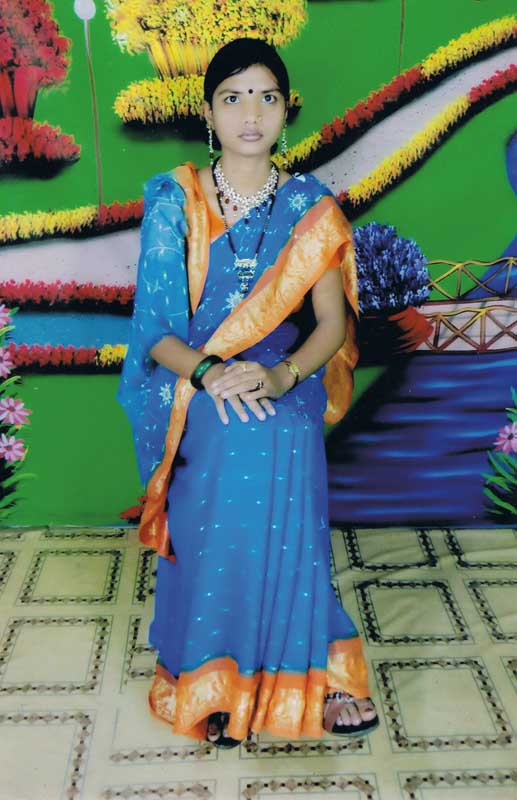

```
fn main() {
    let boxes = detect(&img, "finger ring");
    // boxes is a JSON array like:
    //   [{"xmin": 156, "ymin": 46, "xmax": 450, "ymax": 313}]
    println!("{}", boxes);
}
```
[{"xmin": 255, "ymin": 379, "xmax": 264, "ymax": 391}]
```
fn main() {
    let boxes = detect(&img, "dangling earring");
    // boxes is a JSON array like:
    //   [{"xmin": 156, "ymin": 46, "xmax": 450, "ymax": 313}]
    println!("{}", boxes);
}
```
[
  {"xmin": 207, "ymin": 123, "xmax": 214, "ymax": 166},
  {"xmin": 281, "ymin": 123, "xmax": 288, "ymax": 169}
]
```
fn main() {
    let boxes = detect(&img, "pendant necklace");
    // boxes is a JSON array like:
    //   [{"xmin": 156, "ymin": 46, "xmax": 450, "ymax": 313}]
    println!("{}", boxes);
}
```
[{"xmin": 212, "ymin": 157, "xmax": 279, "ymax": 296}]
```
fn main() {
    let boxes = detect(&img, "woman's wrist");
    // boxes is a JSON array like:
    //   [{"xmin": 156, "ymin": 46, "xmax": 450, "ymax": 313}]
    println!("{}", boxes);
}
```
[{"xmin": 273, "ymin": 361, "xmax": 299, "ymax": 394}]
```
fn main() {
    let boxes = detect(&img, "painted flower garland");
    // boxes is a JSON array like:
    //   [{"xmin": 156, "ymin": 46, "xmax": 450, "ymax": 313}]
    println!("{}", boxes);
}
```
[
  {"xmin": 0, "ymin": 280, "xmax": 135, "ymax": 312},
  {"xmin": 7, "ymin": 343, "xmax": 127, "ymax": 372},
  {"xmin": 1, "ymin": 16, "xmax": 516, "ymax": 242},
  {"xmin": 276, "ymin": 14, "xmax": 517, "ymax": 173},
  {"xmin": 0, "ymin": 198, "xmax": 143, "ymax": 244}
]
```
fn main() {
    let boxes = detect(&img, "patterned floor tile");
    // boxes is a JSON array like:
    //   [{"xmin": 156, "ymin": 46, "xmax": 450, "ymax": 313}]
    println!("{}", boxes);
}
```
[
  {"xmin": 121, "ymin": 614, "xmax": 157, "ymax": 690},
  {"xmin": 0, "ymin": 615, "xmax": 111, "ymax": 694},
  {"xmin": 502, "ymin": 656, "xmax": 517, "ymax": 692},
  {"xmin": 466, "ymin": 580, "xmax": 517, "ymax": 641},
  {"xmin": 0, "ymin": 708, "xmax": 93, "ymax": 800},
  {"xmin": 374, "ymin": 657, "xmax": 513, "ymax": 751},
  {"xmin": 41, "ymin": 526, "xmax": 131, "ymax": 541},
  {"xmin": 100, "ymin": 779, "xmax": 217, "ymax": 799},
  {"xmin": 446, "ymin": 529, "xmax": 517, "ymax": 569},
  {"xmin": 342, "ymin": 529, "xmax": 438, "ymax": 572},
  {"xmin": 242, "ymin": 731, "xmax": 371, "ymax": 759},
  {"xmin": 0, "ymin": 549, "xmax": 17, "ymax": 597},
  {"xmin": 134, "ymin": 547, "xmax": 157, "ymax": 604},
  {"xmin": 16, "ymin": 548, "xmax": 124, "ymax": 604},
  {"xmin": 238, "ymin": 773, "xmax": 378, "ymax": 799},
  {"xmin": 109, "ymin": 697, "xmax": 218, "ymax": 765},
  {"xmin": 356, "ymin": 579, "xmax": 471, "ymax": 645},
  {"xmin": 398, "ymin": 768, "xmax": 517, "ymax": 799}
]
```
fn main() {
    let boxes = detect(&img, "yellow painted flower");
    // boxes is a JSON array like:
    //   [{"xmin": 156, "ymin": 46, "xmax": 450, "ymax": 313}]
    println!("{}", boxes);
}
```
[
  {"xmin": 347, "ymin": 96, "xmax": 470, "ymax": 204},
  {"xmin": 422, "ymin": 15, "xmax": 517, "ymax": 77},
  {"xmin": 115, "ymin": 76, "xmax": 302, "ymax": 124},
  {"xmin": 272, "ymin": 131, "xmax": 321, "ymax": 169},
  {"xmin": 0, "ymin": 205, "xmax": 98, "ymax": 244},
  {"xmin": 107, "ymin": 0, "xmax": 307, "ymax": 65},
  {"xmin": 96, "ymin": 344, "xmax": 128, "ymax": 367}
]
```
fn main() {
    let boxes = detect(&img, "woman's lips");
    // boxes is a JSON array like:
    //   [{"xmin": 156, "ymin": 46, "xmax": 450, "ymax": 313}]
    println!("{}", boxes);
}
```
[{"xmin": 239, "ymin": 133, "xmax": 263, "ymax": 141}]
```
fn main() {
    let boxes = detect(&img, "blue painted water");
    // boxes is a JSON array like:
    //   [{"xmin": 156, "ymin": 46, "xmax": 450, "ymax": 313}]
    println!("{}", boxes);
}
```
[
  {"xmin": 10, "ymin": 312, "xmax": 129, "ymax": 347},
  {"xmin": 327, "ymin": 351, "xmax": 514, "ymax": 527}
]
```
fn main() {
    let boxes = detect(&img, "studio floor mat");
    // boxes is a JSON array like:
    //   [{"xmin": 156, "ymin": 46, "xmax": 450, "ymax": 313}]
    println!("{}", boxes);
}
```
[{"xmin": 0, "ymin": 525, "xmax": 516, "ymax": 800}]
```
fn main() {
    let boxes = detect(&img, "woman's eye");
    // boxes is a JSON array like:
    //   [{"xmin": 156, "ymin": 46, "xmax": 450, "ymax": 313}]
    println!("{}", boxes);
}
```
[
  {"xmin": 263, "ymin": 94, "xmax": 277, "ymax": 103},
  {"xmin": 224, "ymin": 95, "xmax": 239, "ymax": 104}
]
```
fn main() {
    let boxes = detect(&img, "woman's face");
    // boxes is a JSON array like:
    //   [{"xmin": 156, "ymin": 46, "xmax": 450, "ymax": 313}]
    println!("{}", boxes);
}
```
[{"xmin": 204, "ymin": 63, "xmax": 286, "ymax": 160}]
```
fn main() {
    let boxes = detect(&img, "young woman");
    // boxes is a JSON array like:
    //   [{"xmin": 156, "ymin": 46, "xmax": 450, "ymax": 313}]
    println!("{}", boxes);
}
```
[{"xmin": 118, "ymin": 37, "xmax": 378, "ymax": 748}]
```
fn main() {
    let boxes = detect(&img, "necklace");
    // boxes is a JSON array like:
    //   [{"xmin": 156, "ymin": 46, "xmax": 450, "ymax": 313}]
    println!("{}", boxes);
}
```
[
  {"xmin": 213, "ymin": 159, "xmax": 279, "ymax": 221},
  {"xmin": 212, "ymin": 157, "xmax": 279, "ymax": 296}
]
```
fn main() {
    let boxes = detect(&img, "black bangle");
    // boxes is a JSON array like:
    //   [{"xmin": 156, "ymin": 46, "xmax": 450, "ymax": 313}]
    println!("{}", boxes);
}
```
[{"xmin": 190, "ymin": 354, "xmax": 223, "ymax": 390}]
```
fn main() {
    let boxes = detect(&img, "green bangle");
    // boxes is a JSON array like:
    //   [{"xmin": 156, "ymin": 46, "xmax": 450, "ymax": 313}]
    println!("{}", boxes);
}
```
[{"xmin": 190, "ymin": 354, "xmax": 223, "ymax": 390}]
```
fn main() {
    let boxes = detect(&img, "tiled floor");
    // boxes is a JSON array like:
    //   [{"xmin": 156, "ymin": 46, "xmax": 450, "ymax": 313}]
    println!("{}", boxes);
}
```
[{"xmin": 1, "ymin": 526, "xmax": 517, "ymax": 800}]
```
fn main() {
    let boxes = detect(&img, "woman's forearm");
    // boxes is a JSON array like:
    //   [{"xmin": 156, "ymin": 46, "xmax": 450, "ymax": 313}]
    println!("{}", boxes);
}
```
[
  {"xmin": 150, "ymin": 315, "xmax": 346, "ymax": 390},
  {"xmin": 149, "ymin": 335, "xmax": 206, "ymax": 379},
  {"xmin": 271, "ymin": 316, "xmax": 347, "ymax": 390}
]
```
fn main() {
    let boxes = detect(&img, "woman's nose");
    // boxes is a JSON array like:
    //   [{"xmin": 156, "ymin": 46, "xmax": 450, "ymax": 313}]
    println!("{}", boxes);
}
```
[{"xmin": 244, "ymin": 105, "xmax": 262, "ymax": 124}]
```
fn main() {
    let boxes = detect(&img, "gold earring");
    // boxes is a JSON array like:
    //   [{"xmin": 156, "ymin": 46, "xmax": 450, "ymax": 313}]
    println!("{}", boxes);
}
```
[{"xmin": 207, "ymin": 124, "xmax": 214, "ymax": 165}]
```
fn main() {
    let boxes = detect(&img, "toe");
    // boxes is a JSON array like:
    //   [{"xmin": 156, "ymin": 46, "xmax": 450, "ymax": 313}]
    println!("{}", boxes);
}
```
[{"xmin": 357, "ymin": 698, "xmax": 377, "ymax": 722}]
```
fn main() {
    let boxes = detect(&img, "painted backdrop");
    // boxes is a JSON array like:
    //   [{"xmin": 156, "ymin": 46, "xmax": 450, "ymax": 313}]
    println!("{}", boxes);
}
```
[{"xmin": 0, "ymin": 0, "xmax": 516, "ymax": 527}]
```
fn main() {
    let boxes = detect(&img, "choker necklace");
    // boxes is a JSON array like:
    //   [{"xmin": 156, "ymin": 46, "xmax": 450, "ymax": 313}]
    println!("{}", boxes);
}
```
[
  {"xmin": 213, "ymin": 159, "xmax": 279, "ymax": 222},
  {"xmin": 212, "ymin": 157, "xmax": 280, "ymax": 296}
]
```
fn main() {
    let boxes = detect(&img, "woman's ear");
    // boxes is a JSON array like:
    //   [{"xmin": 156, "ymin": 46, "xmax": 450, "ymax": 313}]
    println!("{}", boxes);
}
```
[{"xmin": 202, "ymin": 100, "xmax": 213, "ymax": 128}]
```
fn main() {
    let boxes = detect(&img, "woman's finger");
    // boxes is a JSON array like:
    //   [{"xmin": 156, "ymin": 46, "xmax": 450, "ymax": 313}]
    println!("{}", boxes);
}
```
[
  {"xmin": 227, "ymin": 395, "xmax": 249, "ymax": 423},
  {"xmin": 213, "ymin": 395, "xmax": 229, "ymax": 425},
  {"xmin": 260, "ymin": 398, "xmax": 277, "ymax": 416},
  {"xmin": 243, "ymin": 398, "xmax": 267, "ymax": 421}
]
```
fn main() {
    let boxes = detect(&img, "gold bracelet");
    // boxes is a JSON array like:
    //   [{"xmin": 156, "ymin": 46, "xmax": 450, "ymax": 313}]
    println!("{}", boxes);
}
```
[{"xmin": 282, "ymin": 359, "xmax": 300, "ymax": 389}]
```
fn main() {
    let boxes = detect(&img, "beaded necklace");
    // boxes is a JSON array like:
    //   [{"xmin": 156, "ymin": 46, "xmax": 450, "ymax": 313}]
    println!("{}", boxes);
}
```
[{"xmin": 211, "ymin": 157, "xmax": 280, "ymax": 296}]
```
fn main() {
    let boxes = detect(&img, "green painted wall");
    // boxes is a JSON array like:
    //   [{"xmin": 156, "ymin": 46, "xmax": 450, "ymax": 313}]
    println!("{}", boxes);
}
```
[{"xmin": 4, "ymin": 0, "xmax": 517, "ymax": 525}]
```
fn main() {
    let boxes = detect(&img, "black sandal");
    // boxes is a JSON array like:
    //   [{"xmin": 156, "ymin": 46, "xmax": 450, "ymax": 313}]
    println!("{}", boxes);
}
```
[
  {"xmin": 206, "ymin": 711, "xmax": 242, "ymax": 749},
  {"xmin": 323, "ymin": 691, "xmax": 379, "ymax": 737}
]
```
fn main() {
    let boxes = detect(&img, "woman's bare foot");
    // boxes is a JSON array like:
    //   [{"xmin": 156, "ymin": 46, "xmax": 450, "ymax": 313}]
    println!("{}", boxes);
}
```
[{"xmin": 323, "ymin": 691, "xmax": 378, "ymax": 734}]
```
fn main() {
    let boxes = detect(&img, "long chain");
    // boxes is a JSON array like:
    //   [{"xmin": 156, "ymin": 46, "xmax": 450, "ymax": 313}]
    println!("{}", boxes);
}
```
[{"xmin": 211, "ymin": 157, "xmax": 279, "ymax": 295}]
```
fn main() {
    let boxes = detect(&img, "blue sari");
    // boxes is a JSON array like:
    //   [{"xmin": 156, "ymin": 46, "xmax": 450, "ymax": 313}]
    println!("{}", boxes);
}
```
[{"xmin": 118, "ymin": 164, "xmax": 370, "ymax": 741}]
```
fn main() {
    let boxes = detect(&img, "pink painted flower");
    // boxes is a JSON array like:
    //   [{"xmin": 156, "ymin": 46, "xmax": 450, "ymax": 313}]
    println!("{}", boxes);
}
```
[
  {"xmin": 0, "ymin": 434, "xmax": 26, "ymax": 463},
  {"xmin": 0, "ymin": 304, "xmax": 11, "ymax": 328},
  {"xmin": 0, "ymin": 397, "xmax": 31, "ymax": 426},
  {"xmin": 0, "ymin": 347, "xmax": 14, "ymax": 378},
  {"xmin": 494, "ymin": 422, "xmax": 517, "ymax": 455}
]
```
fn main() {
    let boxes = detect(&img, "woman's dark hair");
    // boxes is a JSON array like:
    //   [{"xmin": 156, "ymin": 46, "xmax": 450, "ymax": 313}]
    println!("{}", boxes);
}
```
[{"xmin": 204, "ymin": 38, "xmax": 290, "ymax": 107}]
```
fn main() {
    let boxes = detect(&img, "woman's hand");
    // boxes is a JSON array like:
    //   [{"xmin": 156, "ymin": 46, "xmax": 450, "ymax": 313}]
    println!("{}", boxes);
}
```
[{"xmin": 201, "ymin": 360, "xmax": 291, "ymax": 425}]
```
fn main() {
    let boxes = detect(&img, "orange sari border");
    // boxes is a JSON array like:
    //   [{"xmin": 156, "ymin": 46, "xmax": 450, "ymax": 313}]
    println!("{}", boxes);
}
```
[
  {"xmin": 138, "ymin": 164, "xmax": 359, "ymax": 561},
  {"xmin": 149, "ymin": 636, "xmax": 370, "ymax": 741}
]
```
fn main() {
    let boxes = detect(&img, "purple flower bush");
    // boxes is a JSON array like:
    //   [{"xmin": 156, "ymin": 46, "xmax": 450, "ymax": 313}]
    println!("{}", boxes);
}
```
[{"xmin": 353, "ymin": 222, "xmax": 430, "ymax": 314}]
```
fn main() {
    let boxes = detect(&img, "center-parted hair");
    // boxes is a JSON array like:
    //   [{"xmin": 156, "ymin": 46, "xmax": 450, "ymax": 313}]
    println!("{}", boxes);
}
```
[{"xmin": 204, "ymin": 38, "xmax": 290, "ymax": 106}]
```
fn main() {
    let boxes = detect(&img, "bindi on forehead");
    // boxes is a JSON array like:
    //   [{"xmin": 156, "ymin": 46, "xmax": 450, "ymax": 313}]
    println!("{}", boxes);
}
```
[{"xmin": 248, "ymin": 89, "xmax": 253, "ymax": 94}]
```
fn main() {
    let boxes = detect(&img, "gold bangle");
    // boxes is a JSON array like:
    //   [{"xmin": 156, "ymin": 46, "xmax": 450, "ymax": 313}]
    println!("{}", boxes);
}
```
[{"xmin": 282, "ymin": 359, "xmax": 300, "ymax": 389}]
